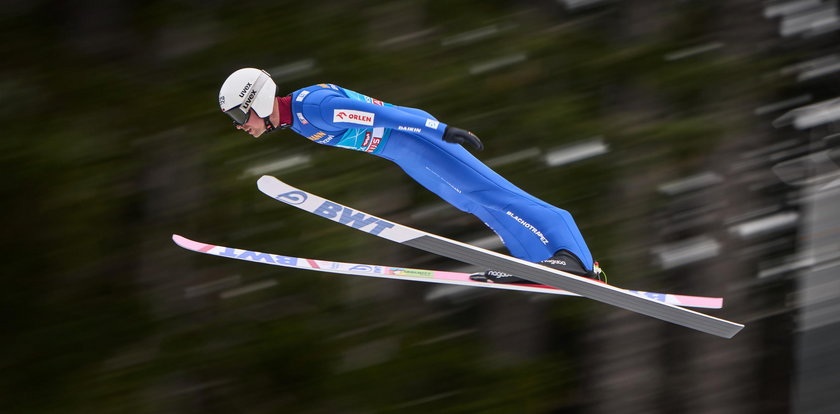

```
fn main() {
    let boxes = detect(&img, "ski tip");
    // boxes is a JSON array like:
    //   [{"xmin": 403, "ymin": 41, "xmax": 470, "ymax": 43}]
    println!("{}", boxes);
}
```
[
  {"xmin": 256, "ymin": 175, "xmax": 278, "ymax": 189},
  {"xmin": 172, "ymin": 234, "xmax": 208, "ymax": 252},
  {"xmin": 172, "ymin": 234, "xmax": 188, "ymax": 246},
  {"xmin": 171, "ymin": 234, "xmax": 215, "ymax": 252}
]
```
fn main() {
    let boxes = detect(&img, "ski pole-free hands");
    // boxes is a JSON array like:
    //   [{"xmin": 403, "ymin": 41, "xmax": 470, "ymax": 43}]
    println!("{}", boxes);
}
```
[{"xmin": 442, "ymin": 126, "xmax": 484, "ymax": 151}]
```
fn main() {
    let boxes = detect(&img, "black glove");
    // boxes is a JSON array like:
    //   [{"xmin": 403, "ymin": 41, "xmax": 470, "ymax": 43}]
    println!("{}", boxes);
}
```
[{"xmin": 442, "ymin": 126, "xmax": 484, "ymax": 151}]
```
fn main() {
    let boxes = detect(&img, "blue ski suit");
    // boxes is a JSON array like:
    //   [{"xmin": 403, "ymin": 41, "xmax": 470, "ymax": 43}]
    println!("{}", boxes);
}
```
[{"xmin": 288, "ymin": 83, "xmax": 593, "ymax": 269}]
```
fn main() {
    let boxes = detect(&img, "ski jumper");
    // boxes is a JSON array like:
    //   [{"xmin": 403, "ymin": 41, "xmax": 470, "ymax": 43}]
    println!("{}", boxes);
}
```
[{"xmin": 288, "ymin": 84, "xmax": 594, "ymax": 269}]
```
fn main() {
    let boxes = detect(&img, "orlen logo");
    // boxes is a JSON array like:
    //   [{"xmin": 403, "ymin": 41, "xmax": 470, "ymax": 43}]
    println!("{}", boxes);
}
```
[{"xmin": 333, "ymin": 109, "xmax": 375, "ymax": 126}]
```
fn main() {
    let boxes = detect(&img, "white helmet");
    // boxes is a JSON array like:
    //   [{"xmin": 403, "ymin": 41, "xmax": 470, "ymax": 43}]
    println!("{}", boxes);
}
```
[{"xmin": 218, "ymin": 68, "xmax": 277, "ymax": 125}]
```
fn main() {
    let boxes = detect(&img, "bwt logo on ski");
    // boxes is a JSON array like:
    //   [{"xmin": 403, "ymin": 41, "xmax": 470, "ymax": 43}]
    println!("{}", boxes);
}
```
[
  {"xmin": 314, "ymin": 201, "xmax": 395, "ymax": 235},
  {"xmin": 333, "ymin": 109, "xmax": 375, "ymax": 126},
  {"xmin": 276, "ymin": 191, "xmax": 308, "ymax": 205}
]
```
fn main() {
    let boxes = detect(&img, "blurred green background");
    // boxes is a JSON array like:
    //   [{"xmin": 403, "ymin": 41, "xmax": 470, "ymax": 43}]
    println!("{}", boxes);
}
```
[{"xmin": 4, "ymin": 1, "xmax": 839, "ymax": 413}]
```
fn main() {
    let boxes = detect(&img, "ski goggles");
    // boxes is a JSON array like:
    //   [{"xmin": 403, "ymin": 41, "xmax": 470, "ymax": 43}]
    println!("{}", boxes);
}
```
[{"xmin": 224, "ymin": 72, "xmax": 271, "ymax": 126}]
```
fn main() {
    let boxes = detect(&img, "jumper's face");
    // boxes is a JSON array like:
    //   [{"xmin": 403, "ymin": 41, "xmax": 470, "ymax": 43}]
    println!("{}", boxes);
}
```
[{"xmin": 236, "ymin": 109, "xmax": 267, "ymax": 138}]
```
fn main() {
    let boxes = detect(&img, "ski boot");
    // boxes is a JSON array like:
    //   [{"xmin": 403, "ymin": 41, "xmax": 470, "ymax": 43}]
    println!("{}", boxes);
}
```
[{"xmin": 469, "ymin": 250, "xmax": 605, "ymax": 284}]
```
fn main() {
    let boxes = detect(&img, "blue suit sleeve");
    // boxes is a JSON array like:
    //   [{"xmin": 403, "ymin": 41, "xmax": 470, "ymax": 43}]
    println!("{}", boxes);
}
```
[{"xmin": 321, "ymin": 96, "xmax": 448, "ymax": 142}]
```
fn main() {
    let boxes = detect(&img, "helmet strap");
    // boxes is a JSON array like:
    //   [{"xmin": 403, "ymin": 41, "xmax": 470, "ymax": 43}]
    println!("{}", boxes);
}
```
[{"xmin": 262, "ymin": 117, "xmax": 290, "ymax": 134}]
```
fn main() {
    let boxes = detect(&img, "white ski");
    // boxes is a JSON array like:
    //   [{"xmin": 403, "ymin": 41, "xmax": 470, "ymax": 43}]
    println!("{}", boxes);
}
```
[
  {"xmin": 256, "ymin": 175, "xmax": 744, "ymax": 338},
  {"xmin": 172, "ymin": 234, "xmax": 724, "ymax": 309}
]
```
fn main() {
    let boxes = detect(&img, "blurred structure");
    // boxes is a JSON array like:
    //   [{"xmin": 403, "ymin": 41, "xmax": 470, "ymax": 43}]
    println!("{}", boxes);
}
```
[{"xmin": 760, "ymin": 2, "xmax": 840, "ymax": 413}]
